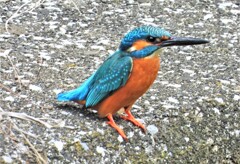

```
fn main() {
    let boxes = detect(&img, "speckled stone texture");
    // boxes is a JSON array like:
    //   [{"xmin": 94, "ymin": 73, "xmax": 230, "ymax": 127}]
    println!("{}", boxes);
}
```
[{"xmin": 0, "ymin": 0, "xmax": 239, "ymax": 163}]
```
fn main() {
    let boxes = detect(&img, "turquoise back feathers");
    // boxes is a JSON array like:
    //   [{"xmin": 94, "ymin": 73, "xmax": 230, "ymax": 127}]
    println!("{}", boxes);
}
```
[
  {"xmin": 57, "ymin": 51, "xmax": 133, "ymax": 107},
  {"xmin": 57, "ymin": 26, "xmax": 172, "ymax": 106}
]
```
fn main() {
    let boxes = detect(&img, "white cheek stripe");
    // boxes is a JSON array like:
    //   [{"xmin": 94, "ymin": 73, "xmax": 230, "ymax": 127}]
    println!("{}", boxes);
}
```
[{"xmin": 127, "ymin": 46, "xmax": 137, "ymax": 52}]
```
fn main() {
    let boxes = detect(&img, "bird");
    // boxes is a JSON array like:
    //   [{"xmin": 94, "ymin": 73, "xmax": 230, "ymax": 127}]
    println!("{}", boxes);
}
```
[{"xmin": 57, "ymin": 25, "xmax": 209, "ymax": 141}]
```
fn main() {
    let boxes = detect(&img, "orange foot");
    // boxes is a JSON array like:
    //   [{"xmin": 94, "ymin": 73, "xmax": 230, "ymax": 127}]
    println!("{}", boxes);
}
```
[
  {"xmin": 121, "ymin": 109, "xmax": 146, "ymax": 133},
  {"xmin": 107, "ymin": 114, "xmax": 128, "ymax": 141}
]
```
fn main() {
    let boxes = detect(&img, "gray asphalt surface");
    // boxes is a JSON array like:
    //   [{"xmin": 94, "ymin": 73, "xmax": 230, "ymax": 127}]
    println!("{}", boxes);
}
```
[{"xmin": 0, "ymin": 0, "xmax": 239, "ymax": 163}]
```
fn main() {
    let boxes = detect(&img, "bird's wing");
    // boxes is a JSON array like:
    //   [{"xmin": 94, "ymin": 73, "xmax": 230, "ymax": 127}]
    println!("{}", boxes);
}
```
[{"xmin": 85, "ymin": 52, "xmax": 133, "ymax": 107}]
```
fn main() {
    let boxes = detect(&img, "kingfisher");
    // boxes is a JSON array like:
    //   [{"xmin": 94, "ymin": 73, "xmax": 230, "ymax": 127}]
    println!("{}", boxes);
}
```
[{"xmin": 57, "ymin": 26, "xmax": 208, "ymax": 141}]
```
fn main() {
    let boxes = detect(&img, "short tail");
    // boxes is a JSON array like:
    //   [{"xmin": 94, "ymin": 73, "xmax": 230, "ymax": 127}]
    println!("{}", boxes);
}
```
[
  {"xmin": 57, "ymin": 90, "xmax": 80, "ymax": 101},
  {"xmin": 57, "ymin": 85, "xmax": 90, "ymax": 101},
  {"xmin": 57, "ymin": 73, "xmax": 95, "ymax": 102}
]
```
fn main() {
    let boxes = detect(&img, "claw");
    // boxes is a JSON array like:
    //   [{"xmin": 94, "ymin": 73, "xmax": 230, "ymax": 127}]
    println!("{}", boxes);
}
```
[
  {"xmin": 107, "ymin": 114, "xmax": 128, "ymax": 141},
  {"xmin": 121, "ymin": 109, "xmax": 146, "ymax": 133}
]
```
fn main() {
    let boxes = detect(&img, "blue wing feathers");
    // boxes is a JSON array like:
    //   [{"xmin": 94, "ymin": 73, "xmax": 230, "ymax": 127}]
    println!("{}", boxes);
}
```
[
  {"xmin": 57, "ymin": 51, "xmax": 133, "ymax": 107},
  {"xmin": 85, "ymin": 52, "xmax": 132, "ymax": 107}
]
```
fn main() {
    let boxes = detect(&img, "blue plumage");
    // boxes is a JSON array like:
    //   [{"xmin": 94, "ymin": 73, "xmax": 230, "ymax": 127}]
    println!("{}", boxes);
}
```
[
  {"xmin": 120, "ymin": 26, "xmax": 171, "ymax": 51},
  {"xmin": 57, "ymin": 51, "xmax": 132, "ymax": 107},
  {"xmin": 57, "ymin": 25, "xmax": 172, "ymax": 107},
  {"xmin": 57, "ymin": 25, "xmax": 209, "ymax": 140},
  {"xmin": 130, "ymin": 45, "xmax": 159, "ymax": 58},
  {"xmin": 57, "ymin": 73, "xmax": 95, "ymax": 101},
  {"xmin": 85, "ymin": 51, "xmax": 132, "ymax": 107}
]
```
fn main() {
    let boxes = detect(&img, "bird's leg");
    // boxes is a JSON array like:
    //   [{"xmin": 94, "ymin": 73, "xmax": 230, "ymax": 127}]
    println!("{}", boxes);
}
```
[
  {"xmin": 121, "ymin": 106, "xmax": 146, "ymax": 133},
  {"xmin": 107, "ymin": 114, "xmax": 128, "ymax": 141}
]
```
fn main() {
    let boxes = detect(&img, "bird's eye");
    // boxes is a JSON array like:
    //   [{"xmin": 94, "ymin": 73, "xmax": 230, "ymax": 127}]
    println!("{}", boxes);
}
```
[{"xmin": 146, "ymin": 36, "xmax": 156, "ymax": 43}]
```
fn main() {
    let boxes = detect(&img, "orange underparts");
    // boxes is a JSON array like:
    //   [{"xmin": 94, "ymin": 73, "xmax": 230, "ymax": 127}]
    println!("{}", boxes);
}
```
[
  {"xmin": 132, "ymin": 40, "xmax": 152, "ymax": 50},
  {"xmin": 96, "ymin": 54, "xmax": 160, "ymax": 140},
  {"xmin": 75, "ymin": 53, "xmax": 160, "ymax": 141},
  {"xmin": 96, "ymin": 54, "xmax": 160, "ymax": 118}
]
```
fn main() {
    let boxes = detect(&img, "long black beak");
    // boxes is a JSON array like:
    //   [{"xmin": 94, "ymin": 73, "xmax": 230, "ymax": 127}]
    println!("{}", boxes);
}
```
[{"xmin": 160, "ymin": 37, "xmax": 209, "ymax": 47}]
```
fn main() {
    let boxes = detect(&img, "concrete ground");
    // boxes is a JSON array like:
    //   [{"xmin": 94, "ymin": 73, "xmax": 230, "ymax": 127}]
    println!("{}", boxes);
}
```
[{"xmin": 0, "ymin": 0, "xmax": 239, "ymax": 163}]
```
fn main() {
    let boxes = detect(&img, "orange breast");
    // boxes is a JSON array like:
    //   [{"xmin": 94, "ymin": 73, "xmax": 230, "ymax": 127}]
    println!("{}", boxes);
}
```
[{"xmin": 95, "ymin": 53, "xmax": 160, "ymax": 118}]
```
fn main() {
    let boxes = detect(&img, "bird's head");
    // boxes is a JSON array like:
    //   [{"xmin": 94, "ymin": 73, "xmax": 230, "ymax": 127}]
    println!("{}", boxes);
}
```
[{"xmin": 119, "ymin": 26, "xmax": 209, "ymax": 58}]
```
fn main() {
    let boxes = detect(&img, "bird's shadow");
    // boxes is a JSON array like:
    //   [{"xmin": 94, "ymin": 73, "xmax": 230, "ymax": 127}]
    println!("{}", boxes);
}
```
[
  {"xmin": 54, "ymin": 102, "xmax": 123, "ymax": 123},
  {"xmin": 54, "ymin": 102, "xmax": 102, "ymax": 121}
]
